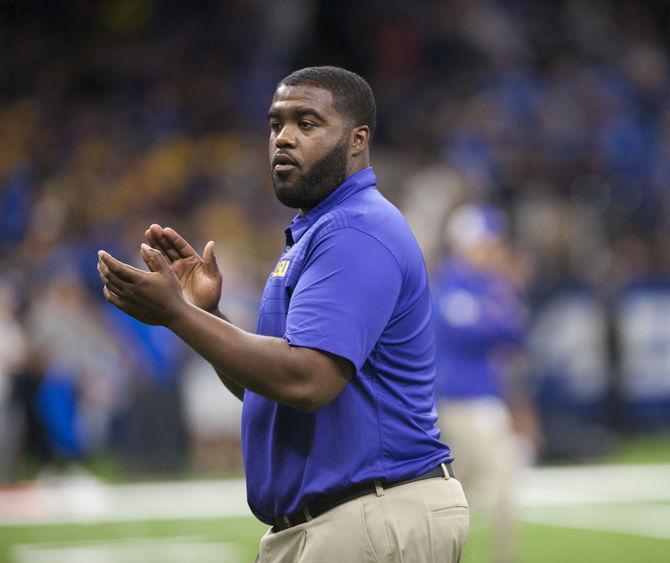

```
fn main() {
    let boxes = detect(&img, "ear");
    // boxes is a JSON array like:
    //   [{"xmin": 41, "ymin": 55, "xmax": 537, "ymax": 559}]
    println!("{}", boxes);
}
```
[{"xmin": 350, "ymin": 125, "xmax": 370, "ymax": 157}]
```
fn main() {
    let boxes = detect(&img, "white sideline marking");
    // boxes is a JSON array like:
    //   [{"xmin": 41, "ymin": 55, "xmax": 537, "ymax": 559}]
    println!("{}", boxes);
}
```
[
  {"xmin": 519, "ymin": 463, "xmax": 670, "ymax": 505},
  {"xmin": 11, "ymin": 536, "xmax": 245, "ymax": 563},
  {"xmin": 522, "ymin": 504, "xmax": 670, "ymax": 540},
  {"xmin": 516, "ymin": 463, "xmax": 670, "ymax": 540},
  {"xmin": 1, "ymin": 463, "xmax": 669, "ymax": 543},
  {"xmin": 0, "ymin": 477, "xmax": 250, "ymax": 526}
]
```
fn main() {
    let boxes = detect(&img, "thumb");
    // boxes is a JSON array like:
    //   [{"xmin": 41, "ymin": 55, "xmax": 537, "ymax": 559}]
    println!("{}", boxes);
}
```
[
  {"xmin": 203, "ymin": 240, "xmax": 219, "ymax": 271},
  {"xmin": 141, "ymin": 243, "xmax": 169, "ymax": 273}
]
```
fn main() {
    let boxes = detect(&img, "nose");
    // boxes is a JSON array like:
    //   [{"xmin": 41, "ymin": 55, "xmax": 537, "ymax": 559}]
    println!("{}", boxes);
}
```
[{"xmin": 275, "ymin": 124, "xmax": 297, "ymax": 148}]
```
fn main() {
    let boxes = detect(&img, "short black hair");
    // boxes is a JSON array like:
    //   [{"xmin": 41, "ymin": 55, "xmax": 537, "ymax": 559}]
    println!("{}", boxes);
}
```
[{"xmin": 278, "ymin": 66, "xmax": 377, "ymax": 140}]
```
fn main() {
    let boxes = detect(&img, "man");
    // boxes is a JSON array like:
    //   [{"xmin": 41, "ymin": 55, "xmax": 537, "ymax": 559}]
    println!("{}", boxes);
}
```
[
  {"xmin": 432, "ymin": 203, "xmax": 540, "ymax": 563},
  {"xmin": 98, "ymin": 66, "xmax": 469, "ymax": 562}
]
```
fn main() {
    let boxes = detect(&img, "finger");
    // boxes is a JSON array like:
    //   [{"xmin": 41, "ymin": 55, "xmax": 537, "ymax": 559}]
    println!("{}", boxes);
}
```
[
  {"xmin": 98, "ymin": 251, "xmax": 144, "ymax": 282},
  {"xmin": 98, "ymin": 262, "xmax": 130, "ymax": 297},
  {"xmin": 140, "ymin": 243, "xmax": 170, "ymax": 273},
  {"xmin": 103, "ymin": 285, "xmax": 130, "ymax": 313},
  {"xmin": 103, "ymin": 277, "xmax": 128, "ymax": 300},
  {"xmin": 103, "ymin": 287, "xmax": 144, "ymax": 321},
  {"xmin": 203, "ymin": 240, "xmax": 219, "ymax": 271},
  {"xmin": 147, "ymin": 224, "xmax": 181, "ymax": 262},
  {"xmin": 162, "ymin": 227, "xmax": 199, "ymax": 259},
  {"xmin": 98, "ymin": 259, "xmax": 132, "ymax": 290},
  {"xmin": 145, "ymin": 227, "xmax": 174, "ymax": 262}
]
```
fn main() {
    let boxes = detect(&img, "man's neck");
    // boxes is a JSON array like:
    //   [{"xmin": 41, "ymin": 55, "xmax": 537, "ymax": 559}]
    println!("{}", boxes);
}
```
[{"xmin": 299, "ymin": 161, "xmax": 371, "ymax": 215}]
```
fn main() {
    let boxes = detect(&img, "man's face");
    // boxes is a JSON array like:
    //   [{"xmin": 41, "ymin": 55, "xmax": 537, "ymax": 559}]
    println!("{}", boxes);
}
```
[{"xmin": 268, "ymin": 84, "xmax": 350, "ymax": 210}]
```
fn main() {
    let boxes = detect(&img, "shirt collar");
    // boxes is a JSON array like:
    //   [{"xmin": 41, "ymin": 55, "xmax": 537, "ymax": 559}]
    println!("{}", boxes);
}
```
[{"xmin": 284, "ymin": 167, "xmax": 377, "ymax": 246}]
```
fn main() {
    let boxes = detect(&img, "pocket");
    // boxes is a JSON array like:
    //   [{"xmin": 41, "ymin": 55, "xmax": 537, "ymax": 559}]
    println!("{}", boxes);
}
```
[
  {"xmin": 430, "ymin": 504, "xmax": 470, "ymax": 515},
  {"xmin": 429, "ymin": 505, "xmax": 470, "ymax": 561},
  {"xmin": 428, "ymin": 478, "xmax": 470, "ymax": 513},
  {"xmin": 361, "ymin": 498, "xmax": 390, "ymax": 563},
  {"xmin": 259, "ymin": 526, "xmax": 307, "ymax": 562}
]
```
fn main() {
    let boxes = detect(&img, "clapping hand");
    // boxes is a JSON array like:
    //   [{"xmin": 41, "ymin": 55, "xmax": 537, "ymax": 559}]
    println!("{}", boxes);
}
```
[
  {"xmin": 97, "ymin": 244, "xmax": 187, "ymax": 326},
  {"xmin": 144, "ymin": 224, "xmax": 223, "ymax": 314}
]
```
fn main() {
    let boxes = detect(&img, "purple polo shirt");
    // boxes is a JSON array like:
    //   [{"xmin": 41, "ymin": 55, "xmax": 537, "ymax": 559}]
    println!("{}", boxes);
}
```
[{"xmin": 242, "ymin": 167, "xmax": 451, "ymax": 525}]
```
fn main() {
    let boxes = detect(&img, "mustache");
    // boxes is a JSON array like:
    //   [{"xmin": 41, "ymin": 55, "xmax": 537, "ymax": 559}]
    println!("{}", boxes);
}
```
[{"xmin": 272, "ymin": 152, "xmax": 299, "ymax": 168}]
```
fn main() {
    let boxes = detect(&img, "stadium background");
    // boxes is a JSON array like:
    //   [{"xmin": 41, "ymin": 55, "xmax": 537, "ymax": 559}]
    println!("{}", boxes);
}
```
[{"xmin": 1, "ymin": 1, "xmax": 669, "ymax": 561}]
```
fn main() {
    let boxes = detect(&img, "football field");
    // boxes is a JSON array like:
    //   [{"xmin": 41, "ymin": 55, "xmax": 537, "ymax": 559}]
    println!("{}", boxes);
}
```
[{"xmin": 1, "ymin": 462, "xmax": 669, "ymax": 563}]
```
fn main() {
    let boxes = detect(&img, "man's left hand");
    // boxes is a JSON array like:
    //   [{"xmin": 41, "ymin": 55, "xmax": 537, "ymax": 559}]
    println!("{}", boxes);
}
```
[{"xmin": 97, "ymin": 243, "xmax": 188, "ymax": 327}]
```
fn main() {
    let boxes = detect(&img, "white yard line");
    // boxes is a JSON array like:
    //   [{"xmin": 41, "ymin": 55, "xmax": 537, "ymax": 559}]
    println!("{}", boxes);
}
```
[
  {"xmin": 11, "ymin": 536, "xmax": 245, "ymax": 563},
  {"xmin": 1, "ymin": 463, "xmax": 669, "ymax": 541},
  {"xmin": 521, "ymin": 504, "xmax": 670, "ymax": 540},
  {"xmin": 517, "ymin": 463, "xmax": 670, "ymax": 540},
  {"xmin": 0, "ymin": 477, "xmax": 250, "ymax": 526},
  {"xmin": 519, "ymin": 463, "xmax": 670, "ymax": 505}
]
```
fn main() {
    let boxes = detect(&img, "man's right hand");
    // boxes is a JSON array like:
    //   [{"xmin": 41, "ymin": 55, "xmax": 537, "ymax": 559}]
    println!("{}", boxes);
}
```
[{"xmin": 145, "ymin": 224, "xmax": 223, "ymax": 314}]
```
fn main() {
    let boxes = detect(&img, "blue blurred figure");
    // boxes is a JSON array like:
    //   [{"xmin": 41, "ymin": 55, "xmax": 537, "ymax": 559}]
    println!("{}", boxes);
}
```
[
  {"xmin": 35, "ymin": 362, "xmax": 85, "ymax": 461},
  {"xmin": 105, "ymin": 306, "xmax": 189, "ymax": 475},
  {"xmin": 433, "ymin": 203, "xmax": 541, "ymax": 563}
]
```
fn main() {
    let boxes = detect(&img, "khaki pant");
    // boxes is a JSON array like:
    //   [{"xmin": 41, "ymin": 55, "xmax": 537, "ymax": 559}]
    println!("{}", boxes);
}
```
[
  {"xmin": 438, "ymin": 399, "xmax": 519, "ymax": 563},
  {"xmin": 256, "ymin": 468, "xmax": 469, "ymax": 562}
]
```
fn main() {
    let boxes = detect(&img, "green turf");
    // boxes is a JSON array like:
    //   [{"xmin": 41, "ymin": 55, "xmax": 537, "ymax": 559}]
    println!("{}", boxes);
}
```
[
  {"xmin": 2, "ymin": 514, "xmax": 669, "ymax": 563},
  {"xmin": 604, "ymin": 430, "xmax": 670, "ymax": 464},
  {"xmin": 519, "ymin": 521, "xmax": 670, "ymax": 563},
  {"xmin": 0, "ymin": 517, "xmax": 267, "ymax": 563},
  {"xmin": 460, "ymin": 517, "xmax": 670, "ymax": 563}
]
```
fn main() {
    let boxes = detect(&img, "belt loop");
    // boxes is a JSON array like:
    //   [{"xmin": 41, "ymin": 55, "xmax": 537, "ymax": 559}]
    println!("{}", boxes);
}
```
[
  {"xmin": 373, "ymin": 480, "xmax": 385, "ymax": 497},
  {"xmin": 281, "ymin": 515, "xmax": 291, "ymax": 528},
  {"xmin": 441, "ymin": 463, "xmax": 451, "ymax": 480},
  {"xmin": 303, "ymin": 506, "xmax": 313, "ymax": 522}
]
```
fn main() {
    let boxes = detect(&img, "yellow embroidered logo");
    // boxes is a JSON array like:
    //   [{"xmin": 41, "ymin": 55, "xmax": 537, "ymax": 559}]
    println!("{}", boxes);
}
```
[{"xmin": 271, "ymin": 259, "xmax": 290, "ymax": 278}]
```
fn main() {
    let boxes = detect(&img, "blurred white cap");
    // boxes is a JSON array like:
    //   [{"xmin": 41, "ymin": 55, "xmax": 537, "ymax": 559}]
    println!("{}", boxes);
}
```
[{"xmin": 445, "ymin": 203, "xmax": 507, "ymax": 252}]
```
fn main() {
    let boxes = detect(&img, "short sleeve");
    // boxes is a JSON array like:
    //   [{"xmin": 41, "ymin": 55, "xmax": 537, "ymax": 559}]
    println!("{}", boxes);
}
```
[{"xmin": 285, "ymin": 227, "xmax": 402, "ymax": 370}]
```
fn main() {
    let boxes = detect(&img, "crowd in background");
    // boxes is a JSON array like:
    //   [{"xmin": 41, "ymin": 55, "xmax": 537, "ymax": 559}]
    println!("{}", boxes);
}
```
[{"xmin": 1, "ymin": 0, "xmax": 670, "ymax": 481}]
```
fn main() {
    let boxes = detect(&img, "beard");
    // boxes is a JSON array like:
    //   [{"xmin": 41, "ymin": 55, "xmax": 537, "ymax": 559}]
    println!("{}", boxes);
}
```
[{"xmin": 272, "ymin": 137, "xmax": 348, "ymax": 210}]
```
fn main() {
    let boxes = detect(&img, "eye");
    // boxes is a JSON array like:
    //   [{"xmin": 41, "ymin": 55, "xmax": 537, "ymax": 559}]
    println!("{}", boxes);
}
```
[
  {"xmin": 298, "ymin": 121, "xmax": 314, "ymax": 131},
  {"xmin": 270, "ymin": 121, "xmax": 282, "ymax": 133}
]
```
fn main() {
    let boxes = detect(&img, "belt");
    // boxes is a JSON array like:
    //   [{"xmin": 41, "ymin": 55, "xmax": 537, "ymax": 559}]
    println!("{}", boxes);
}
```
[{"xmin": 272, "ymin": 462, "xmax": 454, "ymax": 531}]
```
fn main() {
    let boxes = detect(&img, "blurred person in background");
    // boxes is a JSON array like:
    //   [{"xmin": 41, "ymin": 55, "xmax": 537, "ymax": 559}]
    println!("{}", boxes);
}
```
[
  {"xmin": 6, "ymin": 342, "xmax": 51, "ymax": 480},
  {"xmin": 0, "ymin": 279, "xmax": 28, "ymax": 481},
  {"xmin": 105, "ymin": 304, "xmax": 189, "ymax": 475},
  {"xmin": 181, "ymin": 242, "xmax": 259, "ymax": 476},
  {"xmin": 22, "ymin": 270, "xmax": 129, "ymax": 476},
  {"xmin": 433, "ymin": 203, "xmax": 542, "ymax": 563}
]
